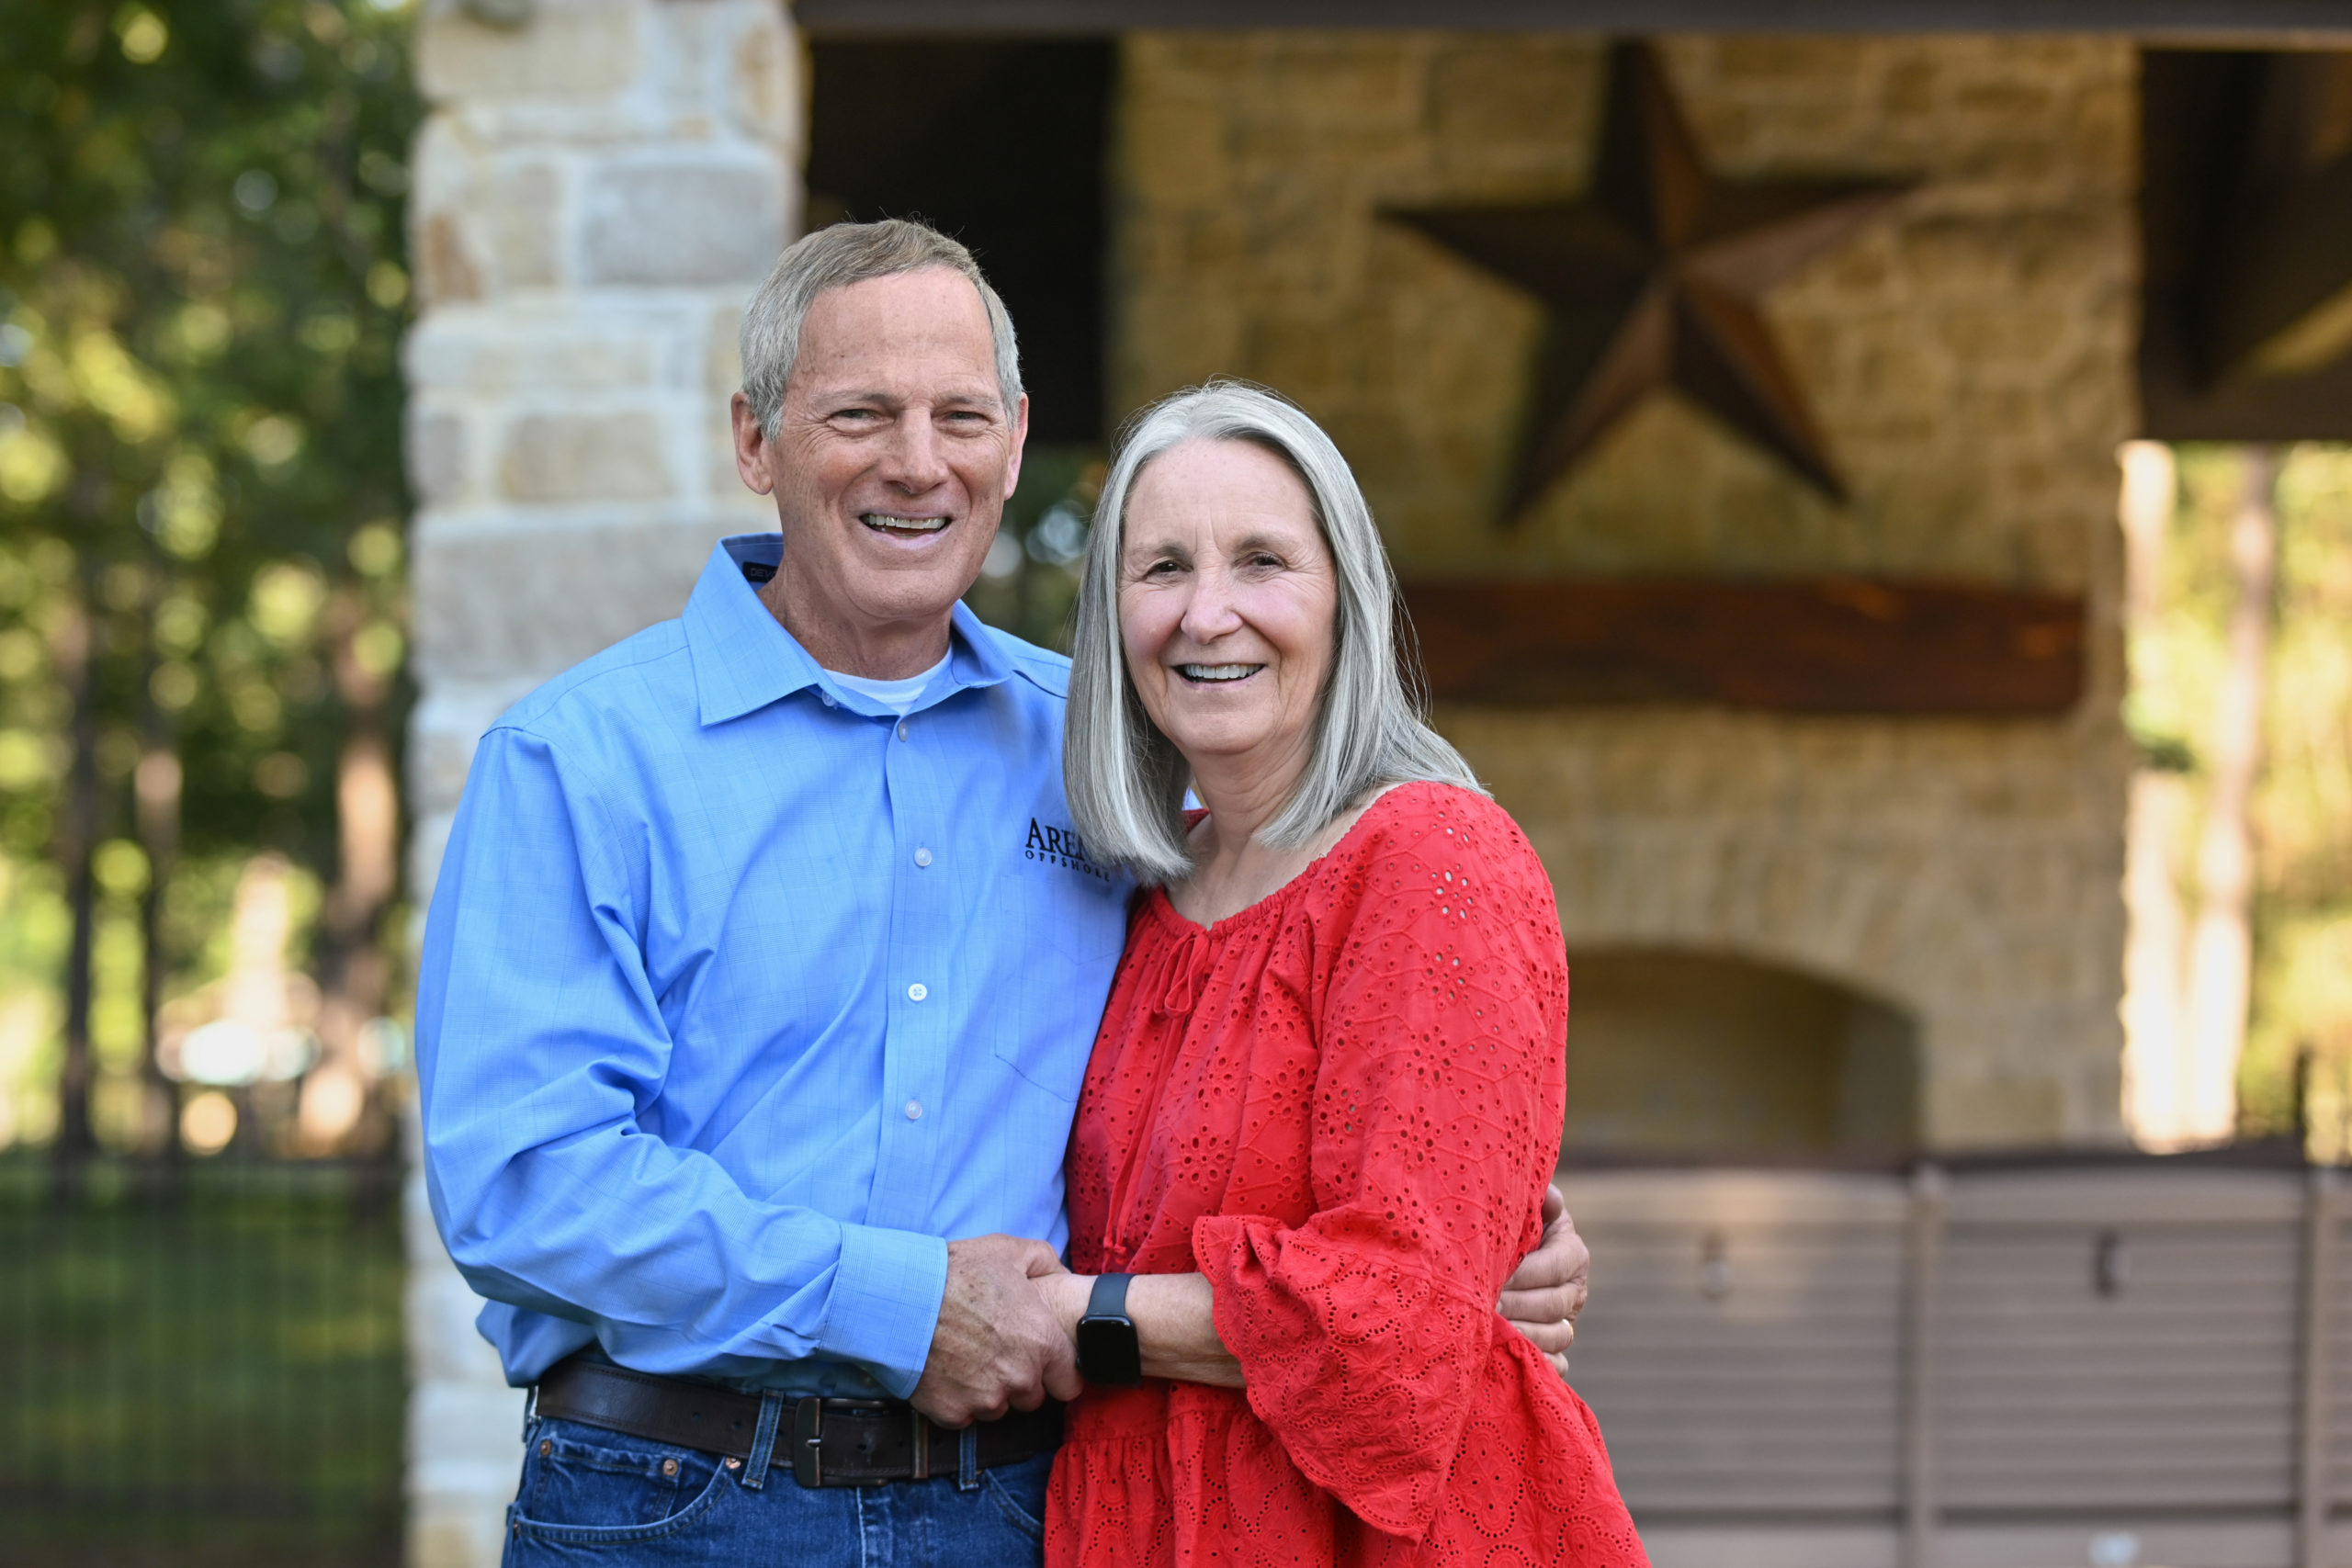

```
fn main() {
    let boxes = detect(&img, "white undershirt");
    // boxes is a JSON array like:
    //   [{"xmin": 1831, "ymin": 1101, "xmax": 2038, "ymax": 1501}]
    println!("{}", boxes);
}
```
[{"xmin": 824, "ymin": 653, "xmax": 951, "ymax": 716}]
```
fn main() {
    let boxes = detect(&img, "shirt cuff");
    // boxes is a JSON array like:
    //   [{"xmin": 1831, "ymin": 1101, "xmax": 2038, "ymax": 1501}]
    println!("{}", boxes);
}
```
[{"xmin": 820, "ymin": 1223, "xmax": 950, "ymax": 1399}]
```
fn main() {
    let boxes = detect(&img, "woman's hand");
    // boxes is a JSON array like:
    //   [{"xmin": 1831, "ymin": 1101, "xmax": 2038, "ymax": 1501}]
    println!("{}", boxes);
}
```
[{"xmin": 1498, "ymin": 1184, "xmax": 1589, "ymax": 1378}]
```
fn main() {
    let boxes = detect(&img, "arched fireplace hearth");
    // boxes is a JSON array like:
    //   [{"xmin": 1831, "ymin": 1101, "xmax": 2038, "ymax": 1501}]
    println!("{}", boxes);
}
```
[{"xmin": 1561, "ymin": 948, "xmax": 1920, "ymax": 1159}]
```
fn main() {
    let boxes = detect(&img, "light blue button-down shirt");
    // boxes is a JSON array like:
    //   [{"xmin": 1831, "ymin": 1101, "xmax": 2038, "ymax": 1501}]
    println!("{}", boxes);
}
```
[{"xmin": 415, "ymin": 535, "xmax": 1133, "ymax": 1399}]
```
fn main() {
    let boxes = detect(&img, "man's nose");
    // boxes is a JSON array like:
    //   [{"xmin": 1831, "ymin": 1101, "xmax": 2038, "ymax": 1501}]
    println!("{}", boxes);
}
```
[{"xmin": 879, "ymin": 412, "xmax": 952, "ymax": 494}]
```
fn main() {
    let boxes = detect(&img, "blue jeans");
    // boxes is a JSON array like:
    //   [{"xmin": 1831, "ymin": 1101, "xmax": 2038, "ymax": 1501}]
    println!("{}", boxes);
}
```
[{"xmin": 502, "ymin": 1412, "xmax": 1051, "ymax": 1567}]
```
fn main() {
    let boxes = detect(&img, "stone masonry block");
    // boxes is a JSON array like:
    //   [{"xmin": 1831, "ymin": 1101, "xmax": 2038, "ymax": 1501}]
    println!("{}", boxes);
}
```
[
  {"xmin": 408, "ymin": 309, "xmax": 677, "ymax": 398},
  {"xmin": 406, "ymin": 409, "xmax": 468, "ymax": 508},
  {"xmin": 411, "ymin": 514, "xmax": 736, "ymax": 683},
  {"xmin": 408, "ymin": 1488, "xmax": 512, "ymax": 1568},
  {"xmin": 580, "ymin": 157, "xmax": 786, "ymax": 288},
  {"xmin": 729, "ymin": 2, "xmax": 801, "ymax": 145},
  {"xmin": 1428, "ymin": 40, "xmax": 1600, "ymax": 167},
  {"xmin": 406, "ymin": 1263, "xmax": 512, "ymax": 1387},
  {"xmin": 416, "ymin": 0, "xmax": 644, "ymax": 104},
  {"xmin": 414, "ymin": 209, "xmax": 486, "ymax": 308},
  {"xmin": 405, "ymin": 1382, "xmax": 526, "ymax": 1568},
  {"xmin": 497, "ymin": 411, "xmax": 674, "ymax": 503},
  {"xmin": 706, "ymin": 298, "xmax": 747, "ymax": 398},
  {"xmin": 487, "ymin": 160, "xmax": 565, "ymax": 289},
  {"xmin": 409, "ymin": 679, "xmax": 537, "ymax": 820},
  {"xmin": 408, "ymin": 810, "xmax": 456, "ymax": 916},
  {"xmin": 409, "ymin": 117, "xmax": 488, "ymax": 306}
]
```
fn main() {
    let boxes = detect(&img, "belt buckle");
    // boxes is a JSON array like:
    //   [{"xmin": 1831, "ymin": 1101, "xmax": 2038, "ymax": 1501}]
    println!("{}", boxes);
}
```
[{"xmin": 791, "ymin": 1397, "xmax": 825, "ymax": 1488}]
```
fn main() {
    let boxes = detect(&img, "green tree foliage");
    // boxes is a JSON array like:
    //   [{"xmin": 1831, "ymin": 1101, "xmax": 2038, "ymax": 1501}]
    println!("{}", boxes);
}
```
[{"xmin": 0, "ymin": 0, "xmax": 418, "ymax": 1154}]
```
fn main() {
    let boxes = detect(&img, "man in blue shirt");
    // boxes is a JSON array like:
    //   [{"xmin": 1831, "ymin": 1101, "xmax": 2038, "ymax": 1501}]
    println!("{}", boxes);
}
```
[{"xmin": 416, "ymin": 220, "xmax": 1585, "ymax": 1566}]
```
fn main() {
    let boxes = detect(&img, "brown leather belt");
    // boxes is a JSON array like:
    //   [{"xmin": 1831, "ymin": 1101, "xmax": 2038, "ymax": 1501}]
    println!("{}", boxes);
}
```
[{"xmin": 533, "ymin": 1356, "xmax": 1063, "ymax": 1488}]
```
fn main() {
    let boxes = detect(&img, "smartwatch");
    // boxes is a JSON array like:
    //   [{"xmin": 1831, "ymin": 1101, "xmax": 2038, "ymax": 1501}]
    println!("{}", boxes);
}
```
[{"xmin": 1076, "ymin": 1273, "xmax": 1143, "ymax": 1387}]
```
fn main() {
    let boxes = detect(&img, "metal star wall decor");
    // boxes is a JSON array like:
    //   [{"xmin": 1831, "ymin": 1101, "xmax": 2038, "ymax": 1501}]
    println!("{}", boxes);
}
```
[{"xmin": 1385, "ymin": 39, "xmax": 1916, "ymax": 525}]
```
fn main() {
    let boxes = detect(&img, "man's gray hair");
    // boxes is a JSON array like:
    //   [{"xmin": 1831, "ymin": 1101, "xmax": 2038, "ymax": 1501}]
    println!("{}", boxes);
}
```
[
  {"xmin": 739, "ymin": 218, "xmax": 1023, "ymax": 440},
  {"xmin": 1066, "ymin": 380, "xmax": 1485, "ymax": 886}
]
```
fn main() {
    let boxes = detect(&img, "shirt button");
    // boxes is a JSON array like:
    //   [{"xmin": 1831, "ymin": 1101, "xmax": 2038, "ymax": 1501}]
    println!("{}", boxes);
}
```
[
  {"xmin": 907, "ymin": 982, "xmax": 928, "ymax": 1002},
  {"xmin": 914, "ymin": 847, "xmax": 933, "ymax": 868},
  {"xmin": 904, "ymin": 1100, "xmax": 922, "ymax": 1121},
  {"xmin": 820, "ymin": 693, "xmax": 836, "ymax": 708},
  {"xmin": 895, "ymin": 720, "xmax": 909, "ymax": 741}
]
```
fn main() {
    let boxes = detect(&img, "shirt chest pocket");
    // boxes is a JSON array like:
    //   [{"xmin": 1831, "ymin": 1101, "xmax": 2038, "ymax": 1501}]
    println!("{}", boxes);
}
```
[{"xmin": 987, "ymin": 863, "xmax": 1129, "ymax": 1102}]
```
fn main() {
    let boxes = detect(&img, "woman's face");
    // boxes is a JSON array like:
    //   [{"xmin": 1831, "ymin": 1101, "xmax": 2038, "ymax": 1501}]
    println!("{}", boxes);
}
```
[{"xmin": 1117, "ymin": 438, "xmax": 1339, "ymax": 784}]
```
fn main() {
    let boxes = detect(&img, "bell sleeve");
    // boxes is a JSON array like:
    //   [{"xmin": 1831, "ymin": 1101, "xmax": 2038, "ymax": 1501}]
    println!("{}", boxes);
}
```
[{"xmin": 1190, "ymin": 794, "xmax": 1570, "ymax": 1540}]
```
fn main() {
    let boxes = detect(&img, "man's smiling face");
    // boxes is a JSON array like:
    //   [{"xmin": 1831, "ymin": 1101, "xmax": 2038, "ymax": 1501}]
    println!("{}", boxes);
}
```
[{"xmin": 731, "ymin": 266, "xmax": 1027, "ymax": 677}]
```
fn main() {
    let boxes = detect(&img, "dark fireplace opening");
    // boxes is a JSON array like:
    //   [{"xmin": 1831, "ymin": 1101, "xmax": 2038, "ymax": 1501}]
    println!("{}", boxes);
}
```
[
  {"xmin": 1559, "ymin": 948, "xmax": 1920, "ymax": 1160},
  {"xmin": 805, "ymin": 38, "xmax": 1115, "ymax": 444}
]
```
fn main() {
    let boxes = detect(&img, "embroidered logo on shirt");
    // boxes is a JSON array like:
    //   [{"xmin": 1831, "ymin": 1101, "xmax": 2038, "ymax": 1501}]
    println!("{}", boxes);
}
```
[{"xmin": 1025, "ymin": 818, "xmax": 1112, "ymax": 882}]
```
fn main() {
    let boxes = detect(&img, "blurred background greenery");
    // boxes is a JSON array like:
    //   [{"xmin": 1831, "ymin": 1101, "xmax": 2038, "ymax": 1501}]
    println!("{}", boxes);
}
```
[
  {"xmin": 0, "ymin": 0, "xmax": 419, "ymax": 1173},
  {"xmin": 0, "ymin": 6, "xmax": 418, "ymax": 1556}
]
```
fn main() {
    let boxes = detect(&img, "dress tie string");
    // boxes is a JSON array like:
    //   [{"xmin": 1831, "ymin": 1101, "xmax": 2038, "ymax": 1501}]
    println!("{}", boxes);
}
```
[{"xmin": 1156, "ymin": 926, "xmax": 1213, "ymax": 1017}]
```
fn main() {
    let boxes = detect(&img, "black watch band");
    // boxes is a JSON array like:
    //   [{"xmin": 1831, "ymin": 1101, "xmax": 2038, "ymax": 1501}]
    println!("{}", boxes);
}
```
[{"xmin": 1076, "ymin": 1272, "xmax": 1142, "ymax": 1387}]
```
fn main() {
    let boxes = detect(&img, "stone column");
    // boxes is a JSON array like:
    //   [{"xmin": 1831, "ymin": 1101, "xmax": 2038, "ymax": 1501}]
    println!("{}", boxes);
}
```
[{"xmin": 399, "ymin": 4, "xmax": 799, "ymax": 1563}]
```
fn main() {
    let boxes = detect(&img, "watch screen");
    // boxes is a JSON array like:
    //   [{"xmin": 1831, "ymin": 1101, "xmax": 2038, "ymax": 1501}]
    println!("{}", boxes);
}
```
[{"xmin": 1077, "ymin": 1315, "xmax": 1143, "ymax": 1387}]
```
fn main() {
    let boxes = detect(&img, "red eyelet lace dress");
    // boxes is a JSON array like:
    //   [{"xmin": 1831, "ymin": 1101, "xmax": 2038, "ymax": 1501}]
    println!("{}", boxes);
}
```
[{"xmin": 1046, "ymin": 783, "xmax": 1647, "ymax": 1567}]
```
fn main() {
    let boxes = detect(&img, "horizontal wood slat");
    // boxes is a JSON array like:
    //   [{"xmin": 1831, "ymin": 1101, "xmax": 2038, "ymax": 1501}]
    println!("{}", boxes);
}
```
[
  {"xmin": 1555, "ymin": 1165, "xmax": 2317, "ymax": 1546},
  {"xmin": 1937, "ymin": 1207, "xmax": 2299, "ymax": 1511},
  {"xmin": 1568, "ymin": 1178, "xmax": 1907, "ymax": 1516},
  {"xmin": 1946, "ymin": 1169, "xmax": 2306, "ymax": 1224},
  {"xmin": 1399, "ymin": 578, "xmax": 2086, "ymax": 715}
]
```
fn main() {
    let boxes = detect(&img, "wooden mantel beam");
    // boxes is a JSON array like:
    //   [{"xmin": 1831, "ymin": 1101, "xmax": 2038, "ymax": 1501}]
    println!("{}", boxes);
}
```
[
  {"xmin": 797, "ymin": 0, "xmax": 2352, "ymax": 40},
  {"xmin": 1400, "ymin": 578, "xmax": 2086, "ymax": 716}
]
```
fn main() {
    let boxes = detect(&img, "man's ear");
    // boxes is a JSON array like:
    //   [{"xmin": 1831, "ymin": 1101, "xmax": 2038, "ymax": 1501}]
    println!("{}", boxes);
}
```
[
  {"xmin": 1002, "ymin": 393, "xmax": 1031, "ymax": 501},
  {"xmin": 730, "ymin": 392, "xmax": 775, "ymax": 497}
]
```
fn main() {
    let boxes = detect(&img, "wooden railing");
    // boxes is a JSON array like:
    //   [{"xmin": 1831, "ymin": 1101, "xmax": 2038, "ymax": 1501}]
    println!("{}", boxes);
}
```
[{"xmin": 1559, "ymin": 1151, "xmax": 2333, "ymax": 1568}]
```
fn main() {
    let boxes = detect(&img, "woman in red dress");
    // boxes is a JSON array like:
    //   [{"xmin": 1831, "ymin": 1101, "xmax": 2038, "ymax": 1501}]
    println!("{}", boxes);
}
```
[{"xmin": 1037, "ymin": 382, "xmax": 1648, "ymax": 1567}]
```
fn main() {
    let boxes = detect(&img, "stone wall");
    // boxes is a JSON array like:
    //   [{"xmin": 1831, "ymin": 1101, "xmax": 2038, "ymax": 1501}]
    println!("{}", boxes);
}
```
[
  {"xmin": 400, "ymin": 2, "xmax": 798, "ymax": 1562},
  {"xmin": 1114, "ymin": 34, "xmax": 2137, "ymax": 1145}
]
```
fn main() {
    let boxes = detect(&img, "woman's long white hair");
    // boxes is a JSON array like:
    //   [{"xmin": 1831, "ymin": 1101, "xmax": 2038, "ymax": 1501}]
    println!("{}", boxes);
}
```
[{"xmin": 1064, "ymin": 381, "xmax": 1483, "ymax": 886}]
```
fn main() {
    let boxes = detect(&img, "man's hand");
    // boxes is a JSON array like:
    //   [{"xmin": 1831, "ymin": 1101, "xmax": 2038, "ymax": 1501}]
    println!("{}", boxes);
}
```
[
  {"xmin": 911, "ymin": 1235, "xmax": 1084, "ymax": 1427},
  {"xmin": 1498, "ymin": 1184, "xmax": 1590, "ymax": 1378}
]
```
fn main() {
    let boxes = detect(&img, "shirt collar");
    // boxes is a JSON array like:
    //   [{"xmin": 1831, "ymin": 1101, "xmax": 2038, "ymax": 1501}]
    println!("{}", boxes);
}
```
[{"xmin": 684, "ymin": 534, "xmax": 1015, "ymax": 728}]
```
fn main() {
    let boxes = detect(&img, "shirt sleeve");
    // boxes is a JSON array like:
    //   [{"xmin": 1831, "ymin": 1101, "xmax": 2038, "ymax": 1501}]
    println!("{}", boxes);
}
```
[
  {"xmin": 1191, "ymin": 795, "xmax": 1569, "ymax": 1538},
  {"xmin": 414, "ymin": 724, "xmax": 949, "ymax": 1395}
]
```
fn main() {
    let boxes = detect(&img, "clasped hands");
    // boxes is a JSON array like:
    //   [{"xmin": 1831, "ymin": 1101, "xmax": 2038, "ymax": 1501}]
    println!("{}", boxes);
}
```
[{"xmin": 910, "ymin": 1186, "xmax": 1591, "ymax": 1428}]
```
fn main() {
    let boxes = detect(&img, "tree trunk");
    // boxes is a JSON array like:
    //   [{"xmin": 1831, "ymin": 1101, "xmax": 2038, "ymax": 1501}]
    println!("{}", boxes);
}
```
[
  {"xmin": 2117, "ymin": 442, "xmax": 2201, "ymax": 1152},
  {"xmin": 135, "ymin": 734, "xmax": 182, "ymax": 1193},
  {"xmin": 297, "ymin": 589, "xmax": 398, "ymax": 1156},
  {"xmin": 2117, "ymin": 442, "xmax": 2192, "ymax": 1147},
  {"xmin": 2125, "ymin": 772, "xmax": 2194, "ymax": 1145},
  {"xmin": 2180, "ymin": 446, "xmax": 2281, "ymax": 1145},
  {"xmin": 51, "ymin": 557, "xmax": 102, "ymax": 1202}
]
